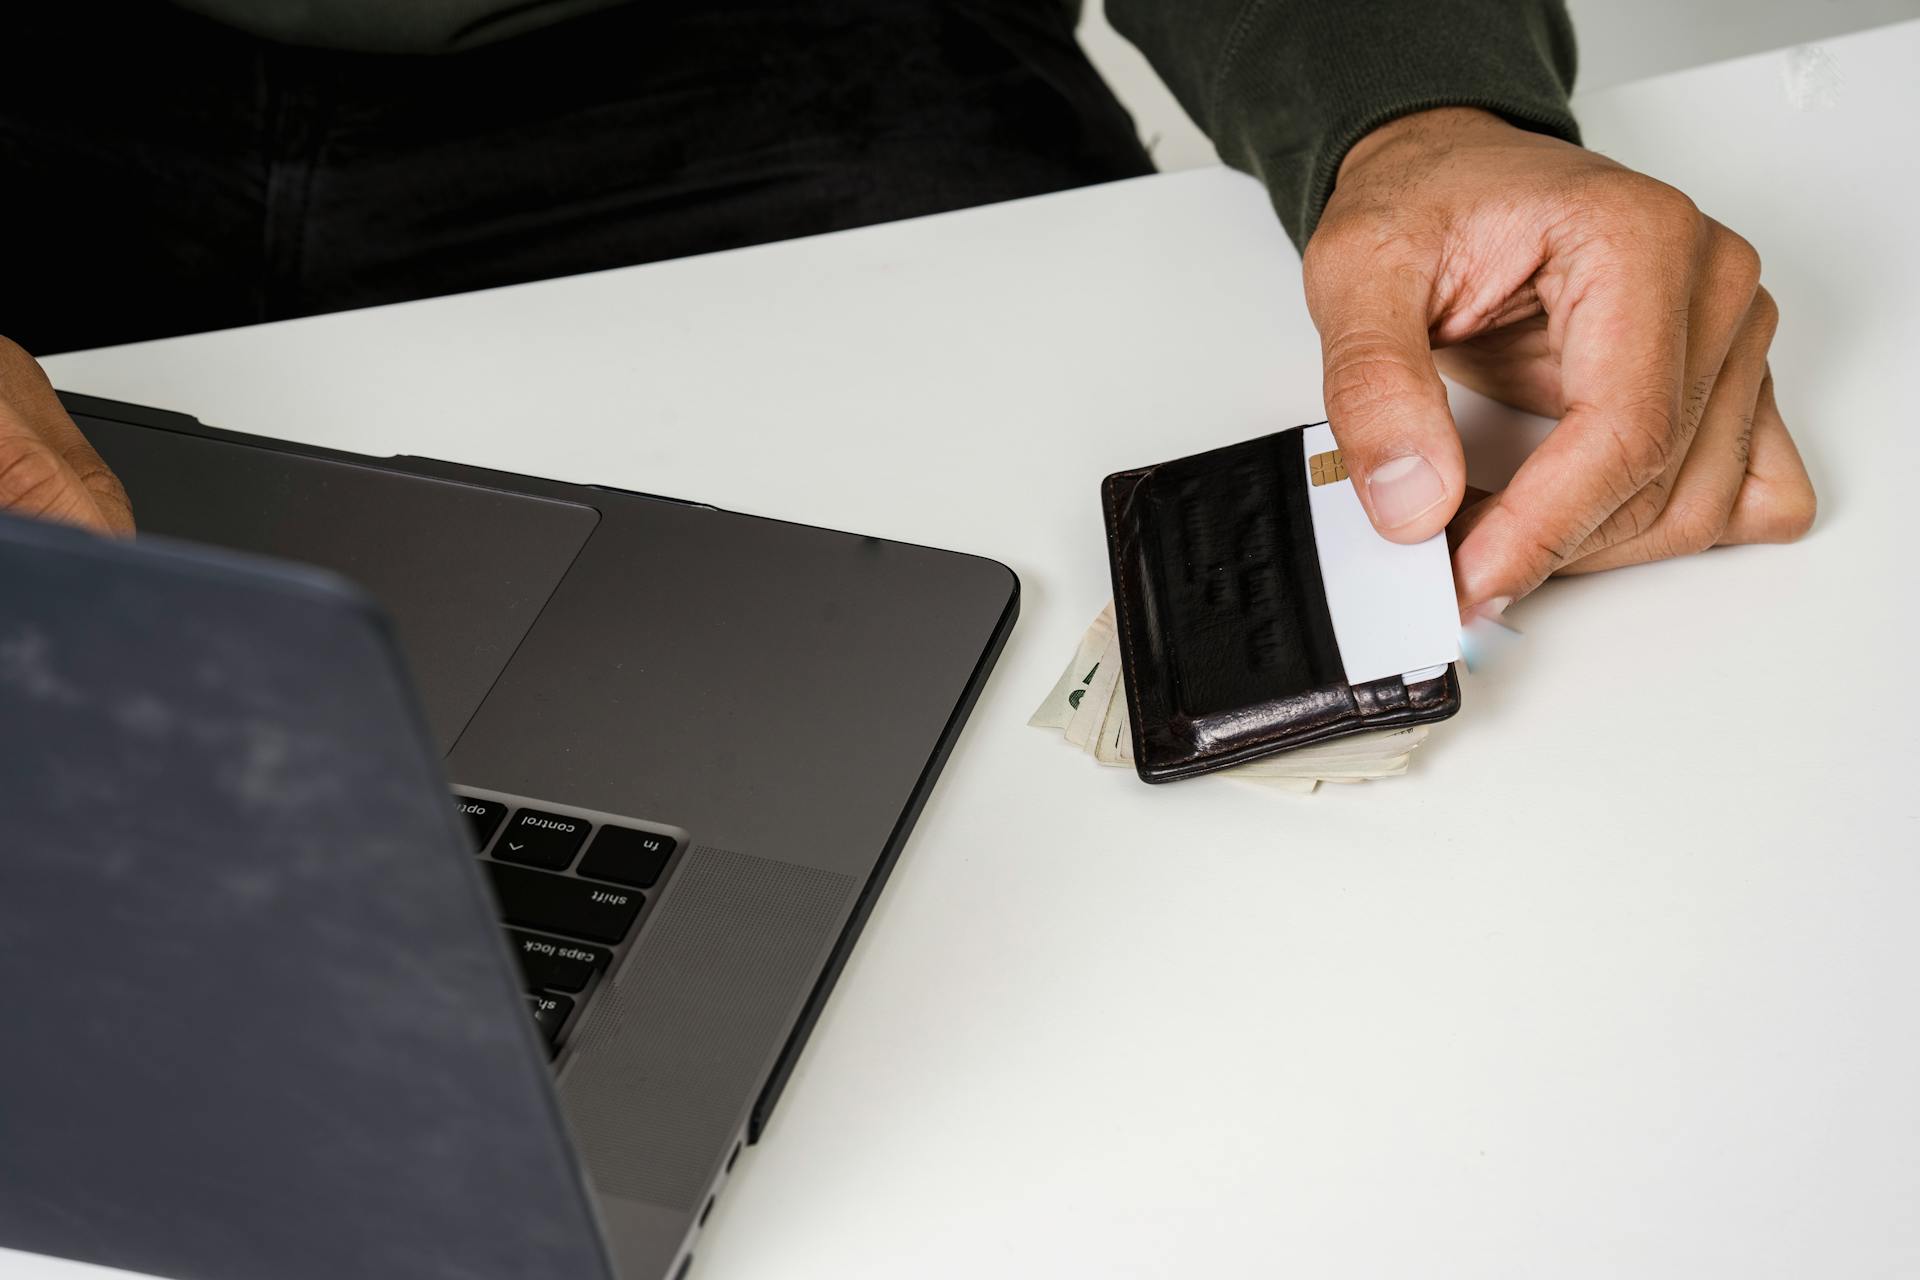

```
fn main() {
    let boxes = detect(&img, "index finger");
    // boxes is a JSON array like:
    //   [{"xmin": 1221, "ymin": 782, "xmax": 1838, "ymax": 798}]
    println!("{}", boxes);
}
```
[{"xmin": 1451, "ymin": 234, "xmax": 1693, "ymax": 610}]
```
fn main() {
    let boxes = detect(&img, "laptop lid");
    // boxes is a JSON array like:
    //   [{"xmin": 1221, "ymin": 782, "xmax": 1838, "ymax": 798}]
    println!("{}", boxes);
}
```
[
  {"xmin": 59, "ymin": 391, "xmax": 1021, "ymax": 1278},
  {"xmin": 0, "ymin": 514, "xmax": 616, "ymax": 1280}
]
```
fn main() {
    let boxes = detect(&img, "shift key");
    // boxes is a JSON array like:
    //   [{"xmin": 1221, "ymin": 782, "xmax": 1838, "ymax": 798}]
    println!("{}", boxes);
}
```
[{"xmin": 487, "ymin": 863, "xmax": 643, "ymax": 944}]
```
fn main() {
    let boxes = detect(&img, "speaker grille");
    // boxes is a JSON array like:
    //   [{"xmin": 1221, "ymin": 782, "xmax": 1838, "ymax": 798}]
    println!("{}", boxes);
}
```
[{"xmin": 558, "ymin": 846, "xmax": 855, "ymax": 1209}]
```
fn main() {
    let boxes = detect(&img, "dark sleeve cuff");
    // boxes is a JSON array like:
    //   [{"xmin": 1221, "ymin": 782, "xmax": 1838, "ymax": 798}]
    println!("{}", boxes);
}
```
[{"xmin": 1111, "ymin": 0, "xmax": 1581, "ymax": 250}]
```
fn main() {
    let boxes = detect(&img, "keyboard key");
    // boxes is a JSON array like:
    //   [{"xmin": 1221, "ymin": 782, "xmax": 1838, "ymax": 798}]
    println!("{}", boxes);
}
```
[
  {"xmin": 528, "ymin": 992, "xmax": 574, "ymax": 1048},
  {"xmin": 508, "ymin": 930, "xmax": 611, "ymax": 993},
  {"xmin": 578, "ymin": 825, "xmax": 678, "ymax": 889},
  {"xmin": 494, "ymin": 808, "xmax": 592, "ymax": 871},
  {"xmin": 486, "ymin": 863, "xmax": 644, "ymax": 944},
  {"xmin": 455, "ymin": 796, "xmax": 508, "ymax": 851}
]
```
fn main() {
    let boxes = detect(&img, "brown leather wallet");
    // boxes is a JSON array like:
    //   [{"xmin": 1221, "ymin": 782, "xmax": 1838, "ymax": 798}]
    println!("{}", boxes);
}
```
[{"xmin": 1101, "ymin": 426, "xmax": 1461, "ymax": 783}]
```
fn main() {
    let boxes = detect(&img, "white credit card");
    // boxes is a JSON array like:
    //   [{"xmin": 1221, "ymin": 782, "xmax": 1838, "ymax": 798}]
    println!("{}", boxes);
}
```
[{"xmin": 1299, "ymin": 423, "xmax": 1459, "ymax": 686}]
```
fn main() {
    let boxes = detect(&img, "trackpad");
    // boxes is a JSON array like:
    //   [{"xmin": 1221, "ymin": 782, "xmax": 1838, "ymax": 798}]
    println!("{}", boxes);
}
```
[{"xmin": 83, "ymin": 417, "xmax": 598, "ymax": 753}]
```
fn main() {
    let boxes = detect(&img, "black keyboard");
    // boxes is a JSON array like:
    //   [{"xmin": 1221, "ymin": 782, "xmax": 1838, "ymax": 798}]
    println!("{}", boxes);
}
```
[{"xmin": 452, "ymin": 787, "xmax": 687, "ymax": 1057}]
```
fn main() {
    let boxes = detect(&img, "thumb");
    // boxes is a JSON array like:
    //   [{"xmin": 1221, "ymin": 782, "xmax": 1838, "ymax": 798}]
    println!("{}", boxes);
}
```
[{"xmin": 1307, "ymin": 260, "xmax": 1465, "ymax": 543}]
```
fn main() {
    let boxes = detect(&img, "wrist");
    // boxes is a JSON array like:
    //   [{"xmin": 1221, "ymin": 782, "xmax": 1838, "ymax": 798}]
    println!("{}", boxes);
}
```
[{"xmin": 1338, "ymin": 107, "xmax": 1516, "ymax": 184}]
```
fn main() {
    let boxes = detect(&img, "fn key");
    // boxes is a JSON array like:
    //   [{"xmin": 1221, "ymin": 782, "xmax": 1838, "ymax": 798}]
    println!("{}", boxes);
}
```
[
  {"xmin": 486, "ymin": 862, "xmax": 643, "ymax": 944},
  {"xmin": 578, "ymin": 825, "xmax": 677, "ymax": 888}
]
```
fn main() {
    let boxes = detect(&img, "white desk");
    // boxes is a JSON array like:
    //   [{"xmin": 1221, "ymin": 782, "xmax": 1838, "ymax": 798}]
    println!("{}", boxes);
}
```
[{"xmin": 22, "ymin": 19, "xmax": 1920, "ymax": 1280}]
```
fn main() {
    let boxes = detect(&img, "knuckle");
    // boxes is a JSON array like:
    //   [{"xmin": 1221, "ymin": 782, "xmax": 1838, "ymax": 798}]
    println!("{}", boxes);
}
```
[
  {"xmin": 1602, "ymin": 400, "xmax": 1679, "ymax": 490},
  {"xmin": 0, "ymin": 434, "xmax": 70, "ymax": 513},
  {"xmin": 1715, "ymin": 227, "xmax": 1764, "ymax": 290},
  {"xmin": 1704, "ymin": 234, "xmax": 1758, "ymax": 318},
  {"xmin": 1556, "ymin": 172, "xmax": 1712, "ymax": 274},
  {"xmin": 77, "ymin": 460, "xmax": 134, "ymax": 526},
  {"xmin": 1597, "ymin": 466, "xmax": 1644, "ymax": 517},
  {"xmin": 1629, "ymin": 475, "xmax": 1674, "ymax": 535},
  {"xmin": 1322, "ymin": 333, "xmax": 1432, "ymax": 431},
  {"xmin": 1658, "ymin": 500, "xmax": 1727, "ymax": 557},
  {"xmin": 1747, "ymin": 285, "xmax": 1781, "ymax": 344},
  {"xmin": 1583, "ymin": 172, "xmax": 1699, "ymax": 245},
  {"xmin": 1633, "ymin": 176, "xmax": 1701, "ymax": 229},
  {"xmin": 1607, "ymin": 474, "xmax": 1673, "ymax": 544},
  {"xmin": 1532, "ymin": 537, "xmax": 1566, "ymax": 576}
]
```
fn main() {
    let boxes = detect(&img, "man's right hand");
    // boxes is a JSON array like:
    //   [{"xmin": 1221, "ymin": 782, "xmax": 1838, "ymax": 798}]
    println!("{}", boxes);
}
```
[
  {"xmin": 0, "ymin": 336, "xmax": 133, "ymax": 534},
  {"xmin": 1304, "ymin": 109, "xmax": 1814, "ymax": 619}
]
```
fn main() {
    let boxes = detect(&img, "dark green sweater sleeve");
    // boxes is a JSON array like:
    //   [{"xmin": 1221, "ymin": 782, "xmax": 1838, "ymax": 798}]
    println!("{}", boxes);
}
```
[{"xmin": 1106, "ymin": 0, "xmax": 1580, "ymax": 250}]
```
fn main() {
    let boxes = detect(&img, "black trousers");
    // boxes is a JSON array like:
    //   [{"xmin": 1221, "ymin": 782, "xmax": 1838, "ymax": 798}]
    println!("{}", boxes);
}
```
[{"xmin": 2, "ymin": 1, "xmax": 1152, "ymax": 354}]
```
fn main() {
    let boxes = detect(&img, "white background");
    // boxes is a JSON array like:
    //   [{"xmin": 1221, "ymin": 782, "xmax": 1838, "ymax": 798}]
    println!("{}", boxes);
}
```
[{"xmin": 15, "ymin": 15, "xmax": 1920, "ymax": 1280}]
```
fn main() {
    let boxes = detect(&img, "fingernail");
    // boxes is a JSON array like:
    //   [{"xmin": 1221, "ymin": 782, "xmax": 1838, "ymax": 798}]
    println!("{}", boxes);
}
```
[
  {"xmin": 1366, "ymin": 453, "xmax": 1447, "ymax": 529},
  {"xmin": 1466, "ymin": 595, "xmax": 1513, "ymax": 623}
]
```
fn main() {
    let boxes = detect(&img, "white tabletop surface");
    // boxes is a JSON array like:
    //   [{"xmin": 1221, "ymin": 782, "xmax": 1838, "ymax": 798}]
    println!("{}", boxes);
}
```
[{"xmin": 21, "ymin": 18, "xmax": 1920, "ymax": 1280}]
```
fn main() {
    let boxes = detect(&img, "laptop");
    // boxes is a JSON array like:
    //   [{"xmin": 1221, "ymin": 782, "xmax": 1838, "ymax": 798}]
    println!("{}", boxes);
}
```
[{"xmin": 0, "ymin": 392, "xmax": 1018, "ymax": 1280}]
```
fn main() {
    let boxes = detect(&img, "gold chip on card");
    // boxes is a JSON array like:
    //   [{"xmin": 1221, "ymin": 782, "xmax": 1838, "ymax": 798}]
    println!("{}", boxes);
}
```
[{"xmin": 1308, "ymin": 448, "xmax": 1349, "ymax": 486}]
